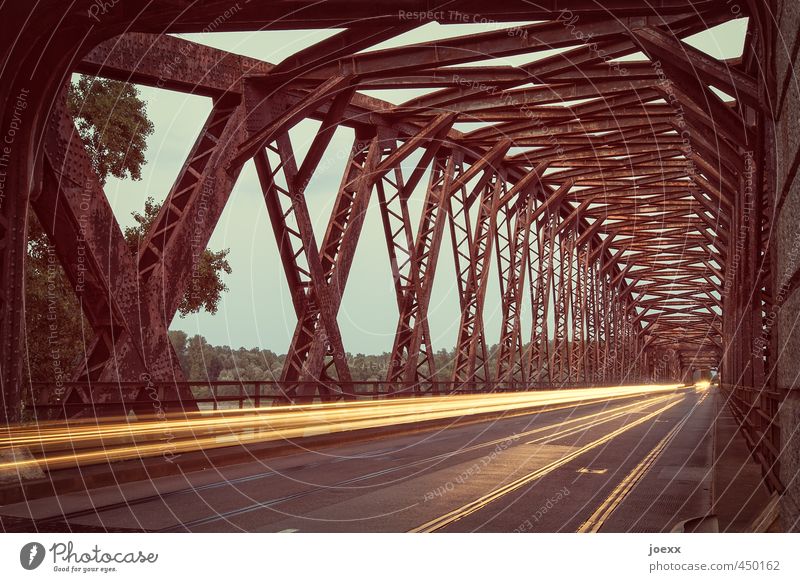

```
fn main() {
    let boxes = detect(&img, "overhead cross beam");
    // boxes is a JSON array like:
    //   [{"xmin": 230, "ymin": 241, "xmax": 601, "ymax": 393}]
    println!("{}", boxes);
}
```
[{"xmin": 4, "ymin": 0, "xmax": 755, "ymax": 420}]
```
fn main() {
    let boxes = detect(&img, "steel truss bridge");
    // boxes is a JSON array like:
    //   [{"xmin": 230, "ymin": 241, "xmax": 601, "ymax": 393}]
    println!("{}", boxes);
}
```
[{"xmin": 1, "ymin": 1, "xmax": 797, "ymax": 527}]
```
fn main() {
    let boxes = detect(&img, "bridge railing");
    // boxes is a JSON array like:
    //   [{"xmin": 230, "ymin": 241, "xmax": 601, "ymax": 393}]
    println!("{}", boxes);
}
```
[
  {"xmin": 720, "ymin": 382, "xmax": 785, "ymax": 494},
  {"xmin": 27, "ymin": 379, "xmax": 613, "ymax": 419}
]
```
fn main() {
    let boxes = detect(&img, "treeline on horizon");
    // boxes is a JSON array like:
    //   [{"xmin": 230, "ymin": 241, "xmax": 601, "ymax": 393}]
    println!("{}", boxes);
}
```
[
  {"xmin": 167, "ymin": 331, "xmax": 591, "ymax": 384},
  {"xmin": 169, "ymin": 330, "xmax": 473, "ymax": 383}
]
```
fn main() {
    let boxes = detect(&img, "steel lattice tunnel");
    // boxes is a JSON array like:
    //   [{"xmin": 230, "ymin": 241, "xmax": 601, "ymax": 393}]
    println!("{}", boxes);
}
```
[{"xmin": 0, "ymin": 1, "xmax": 771, "ymax": 434}]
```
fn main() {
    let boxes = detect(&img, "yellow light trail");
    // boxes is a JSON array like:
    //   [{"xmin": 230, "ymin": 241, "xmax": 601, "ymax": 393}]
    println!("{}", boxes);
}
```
[
  {"xmin": 0, "ymin": 384, "xmax": 685, "ymax": 473},
  {"xmin": 409, "ymin": 395, "xmax": 686, "ymax": 532},
  {"xmin": 168, "ymin": 394, "xmax": 684, "ymax": 531},
  {"xmin": 343, "ymin": 393, "xmax": 683, "ymax": 489}
]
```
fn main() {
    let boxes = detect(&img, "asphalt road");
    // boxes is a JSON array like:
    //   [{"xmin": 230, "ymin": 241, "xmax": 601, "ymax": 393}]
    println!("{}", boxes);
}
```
[{"xmin": 1, "ymin": 387, "xmax": 715, "ymax": 533}]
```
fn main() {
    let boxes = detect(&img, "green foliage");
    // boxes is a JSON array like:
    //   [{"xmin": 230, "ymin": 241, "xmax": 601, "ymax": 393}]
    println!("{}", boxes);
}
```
[
  {"xmin": 186, "ymin": 334, "xmax": 222, "ymax": 381},
  {"xmin": 169, "ymin": 330, "xmax": 190, "ymax": 373},
  {"xmin": 25, "ymin": 75, "xmax": 229, "ymax": 384},
  {"xmin": 180, "ymin": 248, "xmax": 232, "ymax": 316},
  {"xmin": 124, "ymin": 197, "xmax": 232, "ymax": 317},
  {"xmin": 23, "ymin": 213, "xmax": 89, "ymax": 384},
  {"xmin": 25, "ymin": 75, "xmax": 155, "ymax": 383},
  {"xmin": 166, "ymin": 334, "xmax": 468, "ymax": 383},
  {"xmin": 169, "ymin": 334, "xmax": 284, "ymax": 383},
  {"xmin": 67, "ymin": 75, "xmax": 154, "ymax": 184}
]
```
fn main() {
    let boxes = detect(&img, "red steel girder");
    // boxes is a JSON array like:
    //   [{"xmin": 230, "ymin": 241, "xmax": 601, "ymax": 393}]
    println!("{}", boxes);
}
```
[
  {"xmin": 279, "ymin": 133, "xmax": 382, "ymax": 399},
  {"xmin": 383, "ymin": 152, "xmax": 456, "ymax": 388},
  {"xmin": 495, "ymin": 187, "xmax": 535, "ymax": 383},
  {"xmin": 451, "ymin": 172, "xmax": 505, "ymax": 385}
]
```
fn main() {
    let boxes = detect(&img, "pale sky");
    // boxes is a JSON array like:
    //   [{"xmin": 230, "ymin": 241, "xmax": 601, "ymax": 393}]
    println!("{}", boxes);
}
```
[{"xmin": 100, "ymin": 19, "xmax": 747, "ymax": 354}]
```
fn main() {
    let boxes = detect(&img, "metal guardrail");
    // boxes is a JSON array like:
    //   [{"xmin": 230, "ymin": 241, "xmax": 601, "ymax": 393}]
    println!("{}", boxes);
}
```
[
  {"xmin": 720, "ymin": 382, "xmax": 785, "ymax": 494},
  {"xmin": 27, "ymin": 379, "xmax": 615, "ymax": 419}
]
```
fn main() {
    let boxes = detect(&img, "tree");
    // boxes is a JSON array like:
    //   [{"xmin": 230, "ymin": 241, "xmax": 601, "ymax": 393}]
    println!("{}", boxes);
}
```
[
  {"xmin": 169, "ymin": 330, "xmax": 190, "ymax": 373},
  {"xmin": 24, "ymin": 75, "xmax": 232, "ymax": 383},
  {"xmin": 67, "ymin": 75, "xmax": 154, "ymax": 185},
  {"xmin": 124, "ymin": 197, "xmax": 231, "ymax": 316},
  {"xmin": 23, "ymin": 215, "xmax": 90, "ymax": 387},
  {"xmin": 186, "ymin": 334, "xmax": 222, "ymax": 381}
]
